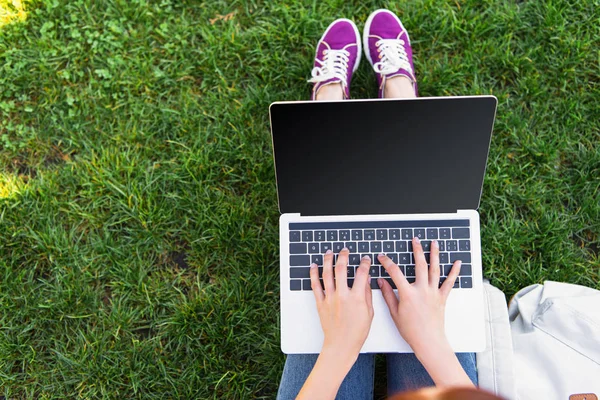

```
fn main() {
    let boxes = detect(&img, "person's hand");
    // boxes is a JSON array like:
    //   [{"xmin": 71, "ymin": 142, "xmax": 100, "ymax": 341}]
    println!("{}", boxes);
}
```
[
  {"xmin": 310, "ymin": 248, "xmax": 374, "ymax": 359},
  {"xmin": 296, "ymin": 249, "xmax": 375, "ymax": 400},
  {"xmin": 377, "ymin": 237, "xmax": 460, "ymax": 353},
  {"xmin": 377, "ymin": 237, "xmax": 473, "ymax": 387}
]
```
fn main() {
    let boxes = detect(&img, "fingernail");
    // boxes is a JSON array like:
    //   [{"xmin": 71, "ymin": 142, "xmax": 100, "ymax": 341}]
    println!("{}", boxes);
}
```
[
  {"xmin": 362, "ymin": 255, "xmax": 371, "ymax": 261},
  {"xmin": 432, "ymin": 239, "xmax": 438, "ymax": 247},
  {"xmin": 414, "ymin": 236, "xmax": 420, "ymax": 244},
  {"xmin": 310, "ymin": 263, "xmax": 317, "ymax": 268},
  {"xmin": 325, "ymin": 249, "xmax": 332, "ymax": 254},
  {"xmin": 457, "ymin": 260, "xmax": 462, "ymax": 266},
  {"xmin": 378, "ymin": 252, "xmax": 385, "ymax": 258},
  {"xmin": 341, "ymin": 247, "xmax": 348, "ymax": 252},
  {"xmin": 377, "ymin": 278, "xmax": 383, "ymax": 287}
]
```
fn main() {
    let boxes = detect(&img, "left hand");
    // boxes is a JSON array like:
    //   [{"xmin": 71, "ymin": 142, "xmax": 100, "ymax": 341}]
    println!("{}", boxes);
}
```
[{"xmin": 310, "ymin": 248, "xmax": 374, "ymax": 359}]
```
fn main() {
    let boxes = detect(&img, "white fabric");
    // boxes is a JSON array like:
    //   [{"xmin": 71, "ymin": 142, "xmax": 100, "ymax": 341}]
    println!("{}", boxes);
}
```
[
  {"xmin": 308, "ymin": 49, "xmax": 350, "ymax": 84},
  {"xmin": 476, "ymin": 281, "xmax": 517, "ymax": 399},
  {"xmin": 508, "ymin": 281, "xmax": 600, "ymax": 399},
  {"xmin": 373, "ymin": 38, "xmax": 413, "ymax": 76}
]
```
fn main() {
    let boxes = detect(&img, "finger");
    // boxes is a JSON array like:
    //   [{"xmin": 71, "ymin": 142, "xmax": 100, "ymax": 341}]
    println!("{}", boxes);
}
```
[
  {"xmin": 322, "ymin": 249, "xmax": 335, "ymax": 293},
  {"xmin": 310, "ymin": 263, "xmax": 325, "ymax": 302},
  {"xmin": 365, "ymin": 273, "xmax": 373, "ymax": 312},
  {"xmin": 378, "ymin": 253, "xmax": 411, "ymax": 293},
  {"xmin": 440, "ymin": 260, "xmax": 462, "ymax": 298},
  {"xmin": 429, "ymin": 239, "xmax": 441, "ymax": 288},
  {"xmin": 335, "ymin": 248, "xmax": 349, "ymax": 291},
  {"xmin": 412, "ymin": 237, "xmax": 428, "ymax": 285},
  {"xmin": 377, "ymin": 277, "xmax": 399, "ymax": 314},
  {"xmin": 353, "ymin": 255, "xmax": 371, "ymax": 291}
]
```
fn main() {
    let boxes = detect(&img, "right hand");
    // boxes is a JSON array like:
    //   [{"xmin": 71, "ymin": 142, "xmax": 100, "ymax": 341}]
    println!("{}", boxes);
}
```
[{"xmin": 376, "ymin": 237, "xmax": 462, "ymax": 354}]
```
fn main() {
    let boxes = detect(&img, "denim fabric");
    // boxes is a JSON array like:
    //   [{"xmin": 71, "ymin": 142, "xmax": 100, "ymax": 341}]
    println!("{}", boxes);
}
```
[
  {"xmin": 277, "ymin": 353, "xmax": 375, "ymax": 400},
  {"xmin": 277, "ymin": 352, "xmax": 477, "ymax": 399}
]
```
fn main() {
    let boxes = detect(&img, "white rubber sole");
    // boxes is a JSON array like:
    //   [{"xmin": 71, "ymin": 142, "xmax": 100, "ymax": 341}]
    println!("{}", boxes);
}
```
[
  {"xmin": 314, "ymin": 18, "xmax": 362, "ymax": 74},
  {"xmin": 362, "ymin": 9, "xmax": 411, "ymax": 67}
]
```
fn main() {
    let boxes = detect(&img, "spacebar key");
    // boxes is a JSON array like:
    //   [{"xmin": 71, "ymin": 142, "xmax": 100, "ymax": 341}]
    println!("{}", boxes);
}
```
[{"xmin": 290, "ymin": 255, "xmax": 310, "ymax": 266}]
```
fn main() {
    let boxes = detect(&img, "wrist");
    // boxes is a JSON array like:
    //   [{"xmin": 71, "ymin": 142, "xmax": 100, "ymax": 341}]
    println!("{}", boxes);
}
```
[{"xmin": 320, "ymin": 343, "xmax": 359, "ymax": 372}]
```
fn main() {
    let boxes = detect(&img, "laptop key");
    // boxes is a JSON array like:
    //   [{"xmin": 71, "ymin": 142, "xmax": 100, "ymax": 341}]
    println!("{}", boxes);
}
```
[
  {"xmin": 290, "ymin": 231, "xmax": 301, "ymax": 242},
  {"xmin": 308, "ymin": 243, "xmax": 319, "ymax": 253},
  {"xmin": 453, "ymin": 279, "xmax": 460, "ymax": 288},
  {"xmin": 452, "ymin": 228, "xmax": 470, "ymax": 239},
  {"xmin": 439, "ymin": 277, "xmax": 446, "ymax": 288},
  {"xmin": 349, "ymin": 254, "xmax": 361, "ymax": 265},
  {"xmin": 370, "ymin": 241, "xmax": 382, "ymax": 253},
  {"xmin": 383, "ymin": 241, "xmax": 394, "ymax": 252},
  {"xmin": 398, "ymin": 253, "xmax": 410, "ymax": 264},
  {"xmin": 358, "ymin": 242, "xmax": 369, "ymax": 252},
  {"xmin": 364, "ymin": 230, "xmax": 375, "ymax": 240},
  {"xmin": 333, "ymin": 242, "xmax": 344, "ymax": 252},
  {"xmin": 302, "ymin": 279, "xmax": 311, "ymax": 290},
  {"xmin": 450, "ymin": 252, "xmax": 471, "ymax": 263},
  {"xmin": 407, "ymin": 277, "xmax": 416, "ymax": 284},
  {"xmin": 460, "ymin": 264, "xmax": 472, "ymax": 276},
  {"xmin": 311, "ymin": 254, "xmax": 323, "ymax": 265},
  {"xmin": 302, "ymin": 231, "xmax": 313, "ymax": 242},
  {"xmin": 345, "ymin": 242, "xmax": 357, "ymax": 252},
  {"xmin": 386, "ymin": 253, "xmax": 398, "ymax": 264},
  {"xmin": 290, "ymin": 243, "xmax": 307, "ymax": 254},
  {"xmin": 370, "ymin": 279, "xmax": 380, "ymax": 289},
  {"xmin": 290, "ymin": 267, "xmax": 310, "ymax": 278},
  {"xmin": 438, "ymin": 240, "xmax": 445, "ymax": 251},
  {"xmin": 347, "ymin": 278, "xmax": 354, "ymax": 288},
  {"xmin": 377, "ymin": 229, "xmax": 388, "ymax": 240},
  {"xmin": 439, "ymin": 252, "xmax": 449, "ymax": 263},
  {"xmin": 426, "ymin": 228, "xmax": 438, "ymax": 239},
  {"xmin": 327, "ymin": 230, "xmax": 338, "ymax": 241},
  {"xmin": 290, "ymin": 255, "xmax": 310, "ymax": 266},
  {"xmin": 401, "ymin": 229, "xmax": 412, "ymax": 240},
  {"xmin": 347, "ymin": 266, "xmax": 355, "ymax": 278},
  {"xmin": 459, "ymin": 240, "xmax": 471, "ymax": 251},
  {"xmin": 315, "ymin": 230, "xmax": 325, "ymax": 241},
  {"xmin": 320, "ymin": 242, "xmax": 332, "ymax": 253},
  {"xmin": 290, "ymin": 280, "xmax": 302, "ymax": 291},
  {"xmin": 381, "ymin": 266, "xmax": 390, "ymax": 277},
  {"xmin": 439, "ymin": 228, "xmax": 451, "ymax": 239},
  {"xmin": 339, "ymin": 230, "xmax": 351, "ymax": 241},
  {"xmin": 369, "ymin": 266, "xmax": 379, "ymax": 276},
  {"xmin": 443, "ymin": 264, "xmax": 453, "ymax": 276},
  {"xmin": 446, "ymin": 240, "xmax": 458, "ymax": 251},
  {"xmin": 460, "ymin": 277, "xmax": 473, "ymax": 288},
  {"xmin": 414, "ymin": 229, "xmax": 425, "ymax": 239},
  {"xmin": 390, "ymin": 229, "xmax": 400, "ymax": 240},
  {"xmin": 352, "ymin": 230, "xmax": 363, "ymax": 240},
  {"xmin": 405, "ymin": 265, "xmax": 415, "ymax": 276},
  {"xmin": 395, "ymin": 241, "xmax": 407, "ymax": 252},
  {"xmin": 421, "ymin": 240, "xmax": 431, "ymax": 251}
]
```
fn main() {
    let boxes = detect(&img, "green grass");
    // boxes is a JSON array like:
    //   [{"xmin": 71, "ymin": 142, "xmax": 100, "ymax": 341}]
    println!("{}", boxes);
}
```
[{"xmin": 0, "ymin": 0, "xmax": 598, "ymax": 397}]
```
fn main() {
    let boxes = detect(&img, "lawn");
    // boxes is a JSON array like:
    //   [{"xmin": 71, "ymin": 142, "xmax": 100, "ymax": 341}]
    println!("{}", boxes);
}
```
[{"xmin": 0, "ymin": 0, "xmax": 598, "ymax": 398}]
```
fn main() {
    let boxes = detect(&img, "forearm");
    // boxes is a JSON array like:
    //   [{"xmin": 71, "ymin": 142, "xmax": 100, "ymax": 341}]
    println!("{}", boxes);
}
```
[
  {"xmin": 296, "ymin": 348, "xmax": 356, "ymax": 400},
  {"xmin": 414, "ymin": 340, "xmax": 475, "ymax": 388}
]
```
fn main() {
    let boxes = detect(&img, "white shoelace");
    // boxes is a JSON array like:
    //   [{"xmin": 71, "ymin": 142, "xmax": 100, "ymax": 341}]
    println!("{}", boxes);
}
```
[
  {"xmin": 372, "ymin": 38, "xmax": 413, "ymax": 76},
  {"xmin": 308, "ymin": 48, "xmax": 350, "ymax": 83}
]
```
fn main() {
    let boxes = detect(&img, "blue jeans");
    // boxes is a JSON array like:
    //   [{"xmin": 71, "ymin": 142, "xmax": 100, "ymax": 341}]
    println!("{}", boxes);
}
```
[{"xmin": 276, "ymin": 352, "xmax": 477, "ymax": 399}]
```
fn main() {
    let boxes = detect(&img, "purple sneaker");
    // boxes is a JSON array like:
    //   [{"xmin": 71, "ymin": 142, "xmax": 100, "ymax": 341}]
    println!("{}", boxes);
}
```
[
  {"xmin": 308, "ymin": 18, "xmax": 361, "ymax": 100},
  {"xmin": 363, "ymin": 9, "xmax": 417, "ymax": 97}
]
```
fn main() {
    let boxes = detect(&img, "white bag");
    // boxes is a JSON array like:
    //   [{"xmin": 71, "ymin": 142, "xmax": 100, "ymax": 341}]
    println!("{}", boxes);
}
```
[{"xmin": 508, "ymin": 281, "xmax": 600, "ymax": 400}]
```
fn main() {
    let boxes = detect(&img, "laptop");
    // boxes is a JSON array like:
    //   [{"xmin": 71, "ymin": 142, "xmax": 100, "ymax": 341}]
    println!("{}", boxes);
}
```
[{"xmin": 269, "ymin": 96, "xmax": 497, "ymax": 354}]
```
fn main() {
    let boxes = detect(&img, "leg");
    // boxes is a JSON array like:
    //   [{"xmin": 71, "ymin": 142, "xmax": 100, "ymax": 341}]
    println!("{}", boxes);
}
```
[
  {"xmin": 308, "ymin": 19, "xmax": 361, "ymax": 101},
  {"xmin": 277, "ymin": 353, "xmax": 376, "ymax": 400},
  {"xmin": 386, "ymin": 352, "xmax": 478, "ymax": 395},
  {"xmin": 384, "ymin": 75, "xmax": 417, "ymax": 99}
]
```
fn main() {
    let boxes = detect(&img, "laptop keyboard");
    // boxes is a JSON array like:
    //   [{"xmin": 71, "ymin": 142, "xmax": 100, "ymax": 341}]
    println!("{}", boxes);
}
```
[{"xmin": 288, "ymin": 220, "xmax": 474, "ymax": 291}]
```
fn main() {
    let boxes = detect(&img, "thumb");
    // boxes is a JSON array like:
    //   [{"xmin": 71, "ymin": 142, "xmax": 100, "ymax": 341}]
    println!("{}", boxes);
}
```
[
  {"xmin": 378, "ymin": 278, "xmax": 399, "ymax": 314},
  {"xmin": 365, "ymin": 275, "xmax": 373, "ymax": 312}
]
